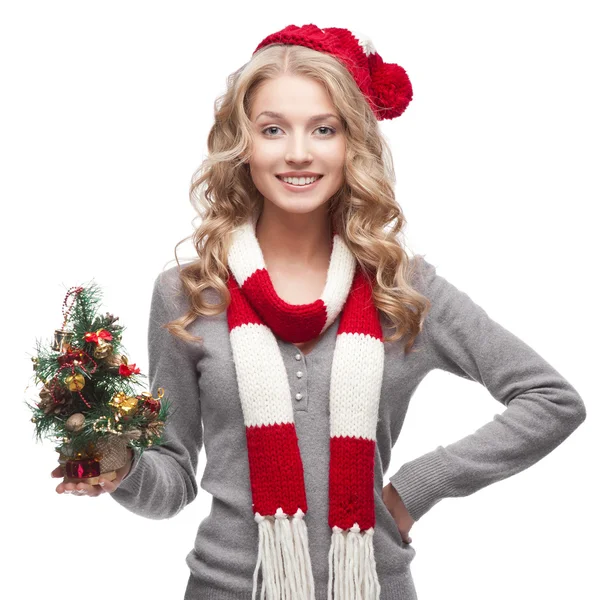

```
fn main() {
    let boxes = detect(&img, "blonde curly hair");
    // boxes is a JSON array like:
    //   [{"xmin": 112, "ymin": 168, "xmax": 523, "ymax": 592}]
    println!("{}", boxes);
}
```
[{"xmin": 166, "ymin": 43, "xmax": 430, "ymax": 354}]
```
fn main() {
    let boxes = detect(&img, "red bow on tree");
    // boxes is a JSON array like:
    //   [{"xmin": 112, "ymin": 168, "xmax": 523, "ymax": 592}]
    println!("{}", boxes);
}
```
[
  {"xmin": 119, "ymin": 363, "xmax": 141, "ymax": 377},
  {"xmin": 84, "ymin": 329, "xmax": 113, "ymax": 344}
]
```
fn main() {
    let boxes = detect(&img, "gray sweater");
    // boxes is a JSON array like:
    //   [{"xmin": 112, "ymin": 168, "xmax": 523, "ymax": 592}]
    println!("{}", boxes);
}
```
[{"xmin": 110, "ymin": 255, "xmax": 586, "ymax": 599}]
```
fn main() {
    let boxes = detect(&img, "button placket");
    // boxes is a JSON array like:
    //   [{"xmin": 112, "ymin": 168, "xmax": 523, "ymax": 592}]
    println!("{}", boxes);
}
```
[{"xmin": 292, "ymin": 349, "xmax": 308, "ymax": 410}]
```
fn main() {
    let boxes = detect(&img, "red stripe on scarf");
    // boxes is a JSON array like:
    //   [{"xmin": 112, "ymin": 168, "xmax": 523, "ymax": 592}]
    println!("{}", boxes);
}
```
[
  {"xmin": 226, "ymin": 271, "xmax": 263, "ymax": 329},
  {"xmin": 242, "ymin": 269, "xmax": 327, "ymax": 342},
  {"xmin": 338, "ymin": 268, "xmax": 384, "ymax": 340},
  {"xmin": 246, "ymin": 421, "xmax": 308, "ymax": 516},
  {"xmin": 328, "ymin": 436, "xmax": 377, "ymax": 530}
]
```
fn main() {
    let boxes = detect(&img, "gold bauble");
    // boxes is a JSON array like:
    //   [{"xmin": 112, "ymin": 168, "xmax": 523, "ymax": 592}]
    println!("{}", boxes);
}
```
[
  {"xmin": 65, "ymin": 412, "xmax": 86, "ymax": 432},
  {"xmin": 65, "ymin": 373, "xmax": 85, "ymax": 391},
  {"xmin": 93, "ymin": 340, "xmax": 113, "ymax": 359}
]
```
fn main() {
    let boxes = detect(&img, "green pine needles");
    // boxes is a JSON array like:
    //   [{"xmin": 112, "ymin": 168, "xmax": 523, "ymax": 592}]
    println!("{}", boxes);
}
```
[{"xmin": 27, "ymin": 281, "xmax": 170, "ymax": 472}]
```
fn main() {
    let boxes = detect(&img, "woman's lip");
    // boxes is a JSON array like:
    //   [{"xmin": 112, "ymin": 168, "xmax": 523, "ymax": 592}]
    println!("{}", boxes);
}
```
[
  {"xmin": 276, "ymin": 175, "xmax": 323, "ymax": 192},
  {"xmin": 276, "ymin": 175, "xmax": 323, "ymax": 180}
]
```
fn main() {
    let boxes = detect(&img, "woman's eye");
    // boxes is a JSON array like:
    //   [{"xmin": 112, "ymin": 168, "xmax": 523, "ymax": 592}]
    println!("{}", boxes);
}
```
[
  {"xmin": 263, "ymin": 126, "xmax": 282, "ymax": 136},
  {"xmin": 316, "ymin": 126, "xmax": 335, "ymax": 135},
  {"xmin": 261, "ymin": 126, "xmax": 335, "ymax": 137}
]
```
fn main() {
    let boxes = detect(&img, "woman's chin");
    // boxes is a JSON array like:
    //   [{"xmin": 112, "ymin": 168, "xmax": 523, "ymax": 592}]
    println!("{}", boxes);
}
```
[{"xmin": 261, "ymin": 194, "xmax": 330, "ymax": 215}]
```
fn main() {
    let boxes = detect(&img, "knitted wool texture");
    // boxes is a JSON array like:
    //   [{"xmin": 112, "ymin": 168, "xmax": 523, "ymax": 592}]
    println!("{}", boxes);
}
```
[
  {"xmin": 226, "ymin": 218, "xmax": 385, "ymax": 599},
  {"xmin": 253, "ymin": 23, "xmax": 413, "ymax": 121}
]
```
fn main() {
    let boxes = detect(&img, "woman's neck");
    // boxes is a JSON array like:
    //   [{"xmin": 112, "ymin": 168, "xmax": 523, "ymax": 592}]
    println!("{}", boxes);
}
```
[{"xmin": 255, "ymin": 206, "xmax": 332, "ymax": 270}]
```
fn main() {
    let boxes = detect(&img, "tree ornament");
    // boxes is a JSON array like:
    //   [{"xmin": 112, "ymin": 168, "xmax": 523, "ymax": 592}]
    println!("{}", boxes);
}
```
[
  {"xmin": 140, "ymin": 388, "xmax": 164, "ymax": 413},
  {"xmin": 126, "ymin": 428, "xmax": 143, "ymax": 441},
  {"xmin": 145, "ymin": 420, "xmax": 165, "ymax": 439},
  {"xmin": 103, "ymin": 312, "xmax": 119, "ymax": 327},
  {"xmin": 109, "ymin": 391, "xmax": 139, "ymax": 419},
  {"xmin": 57, "ymin": 348, "xmax": 89, "ymax": 367},
  {"xmin": 37, "ymin": 383, "xmax": 72, "ymax": 417},
  {"xmin": 93, "ymin": 340, "xmax": 113, "ymax": 359},
  {"xmin": 118, "ymin": 355, "xmax": 141, "ymax": 377},
  {"xmin": 84, "ymin": 328, "xmax": 113, "ymax": 344},
  {"xmin": 50, "ymin": 287, "xmax": 82, "ymax": 354},
  {"xmin": 52, "ymin": 329, "xmax": 74, "ymax": 353},
  {"xmin": 104, "ymin": 352, "xmax": 125, "ymax": 369},
  {"xmin": 85, "ymin": 328, "xmax": 114, "ymax": 359},
  {"xmin": 65, "ymin": 413, "xmax": 85, "ymax": 432},
  {"xmin": 64, "ymin": 373, "xmax": 85, "ymax": 392}
]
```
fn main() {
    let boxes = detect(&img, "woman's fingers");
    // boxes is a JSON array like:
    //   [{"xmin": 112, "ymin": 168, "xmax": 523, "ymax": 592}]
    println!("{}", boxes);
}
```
[
  {"xmin": 56, "ymin": 480, "xmax": 105, "ymax": 496},
  {"xmin": 68, "ymin": 483, "xmax": 92, "ymax": 496},
  {"xmin": 96, "ymin": 477, "xmax": 119, "ymax": 494},
  {"xmin": 53, "ymin": 474, "xmax": 113, "ymax": 496},
  {"xmin": 383, "ymin": 483, "xmax": 415, "ymax": 544},
  {"xmin": 398, "ymin": 528, "xmax": 413, "ymax": 544},
  {"xmin": 54, "ymin": 476, "xmax": 122, "ymax": 495}
]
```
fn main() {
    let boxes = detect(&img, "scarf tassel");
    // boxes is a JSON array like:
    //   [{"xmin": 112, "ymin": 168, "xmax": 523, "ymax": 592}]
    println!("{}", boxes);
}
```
[
  {"xmin": 328, "ymin": 524, "xmax": 381, "ymax": 600},
  {"xmin": 252, "ymin": 508, "xmax": 316, "ymax": 600},
  {"xmin": 251, "ymin": 508, "xmax": 381, "ymax": 600}
]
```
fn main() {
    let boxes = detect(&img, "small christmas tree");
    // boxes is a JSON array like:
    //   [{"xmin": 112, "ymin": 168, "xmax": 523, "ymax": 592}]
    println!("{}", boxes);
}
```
[{"xmin": 27, "ymin": 283, "xmax": 170, "ymax": 485}]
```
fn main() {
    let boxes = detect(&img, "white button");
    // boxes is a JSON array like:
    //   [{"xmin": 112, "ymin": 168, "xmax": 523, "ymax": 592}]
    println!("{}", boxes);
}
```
[
  {"xmin": 296, "ymin": 371, "xmax": 303, "ymax": 378},
  {"xmin": 295, "ymin": 393, "xmax": 303, "ymax": 401},
  {"xmin": 295, "ymin": 353, "xmax": 302, "ymax": 361}
]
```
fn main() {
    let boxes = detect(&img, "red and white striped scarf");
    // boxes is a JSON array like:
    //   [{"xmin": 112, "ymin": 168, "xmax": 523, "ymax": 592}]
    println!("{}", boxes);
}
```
[{"xmin": 226, "ymin": 218, "xmax": 385, "ymax": 599}]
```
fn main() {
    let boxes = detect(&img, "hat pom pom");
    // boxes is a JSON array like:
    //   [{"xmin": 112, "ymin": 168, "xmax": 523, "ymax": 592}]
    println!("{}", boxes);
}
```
[{"xmin": 370, "ymin": 58, "xmax": 413, "ymax": 120}]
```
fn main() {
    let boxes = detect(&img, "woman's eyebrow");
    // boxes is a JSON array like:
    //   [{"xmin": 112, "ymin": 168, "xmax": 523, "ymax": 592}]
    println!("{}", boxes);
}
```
[{"xmin": 255, "ymin": 111, "xmax": 340, "ymax": 123}]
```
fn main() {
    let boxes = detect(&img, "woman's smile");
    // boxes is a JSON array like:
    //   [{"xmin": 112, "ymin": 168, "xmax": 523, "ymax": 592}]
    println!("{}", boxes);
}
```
[{"xmin": 276, "ymin": 174, "xmax": 324, "ymax": 192}]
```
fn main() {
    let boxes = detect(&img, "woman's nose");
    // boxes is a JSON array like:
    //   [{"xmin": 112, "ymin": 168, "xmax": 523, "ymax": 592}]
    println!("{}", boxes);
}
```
[{"xmin": 285, "ymin": 136, "xmax": 313, "ymax": 163}]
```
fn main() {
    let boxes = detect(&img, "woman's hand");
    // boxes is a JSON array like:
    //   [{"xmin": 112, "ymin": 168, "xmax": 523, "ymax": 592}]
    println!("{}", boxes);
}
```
[
  {"xmin": 52, "ymin": 447, "xmax": 135, "ymax": 497},
  {"xmin": 382, "ymin": 482, "xmax": 415, "ymax": 544}
]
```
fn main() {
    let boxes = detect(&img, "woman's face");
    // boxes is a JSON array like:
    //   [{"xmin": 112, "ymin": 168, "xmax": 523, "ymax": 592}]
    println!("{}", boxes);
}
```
[{"xmin": 247, "ymin": 74, "xmax": 346, "ymax": 216}]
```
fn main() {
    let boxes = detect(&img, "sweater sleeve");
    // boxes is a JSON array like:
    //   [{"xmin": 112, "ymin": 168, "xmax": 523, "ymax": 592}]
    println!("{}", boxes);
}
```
[
  {"xmin": 109, "ymin": 270, "xmax": 204, "ymax": 520},
  {"xmin": 388, "ymin": 256, "xmax": 586, "ymax": 522}
]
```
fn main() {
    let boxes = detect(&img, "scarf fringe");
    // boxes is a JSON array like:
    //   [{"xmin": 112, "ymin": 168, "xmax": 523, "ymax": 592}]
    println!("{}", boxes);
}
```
[
  {"xmin": 251, "ymin": 509, "xmax": 381, "ymax": 600},
  {"xmin": 328, "ymin": 525, "xmax": 381, "ymax": 600},
  {"xmin": 252, "ymin": 508, "xmax": 316, "ymax": 600}
]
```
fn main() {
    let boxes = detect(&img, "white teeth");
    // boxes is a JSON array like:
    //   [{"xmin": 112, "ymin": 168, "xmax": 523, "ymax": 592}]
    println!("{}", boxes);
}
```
[{"xmin": 280, "ymin": 176, "xmax": 320, "ymax": 186}]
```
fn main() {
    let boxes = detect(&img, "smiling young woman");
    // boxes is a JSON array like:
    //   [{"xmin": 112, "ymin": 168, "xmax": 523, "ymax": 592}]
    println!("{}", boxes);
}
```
[{"xmin": 71, "ymin": 23, "xmax": 587, "ymax": 600}]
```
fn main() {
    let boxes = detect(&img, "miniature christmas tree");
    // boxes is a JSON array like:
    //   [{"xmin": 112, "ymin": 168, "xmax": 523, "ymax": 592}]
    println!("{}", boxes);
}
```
[{"xmin": 27, "ymin": 283, "xmax": 170, "ymax": 485}]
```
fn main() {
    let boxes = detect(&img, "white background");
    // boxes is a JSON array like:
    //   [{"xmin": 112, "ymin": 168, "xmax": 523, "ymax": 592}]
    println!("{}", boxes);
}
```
[{"xmin": 3, "ymin": 1, "xmax": 598, "ymax": 599}]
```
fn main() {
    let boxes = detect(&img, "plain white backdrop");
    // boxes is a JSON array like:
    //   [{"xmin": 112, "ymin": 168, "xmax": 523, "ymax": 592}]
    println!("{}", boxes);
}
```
[{"xmin": 3, "ymin": 1, "xmax": 597, "ymax": 598}]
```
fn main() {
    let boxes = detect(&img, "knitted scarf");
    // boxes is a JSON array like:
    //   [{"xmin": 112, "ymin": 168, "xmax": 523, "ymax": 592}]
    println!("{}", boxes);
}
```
[{"xmin": 226, "ymin": 218, "xmax": 385, "ymax": 600}]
